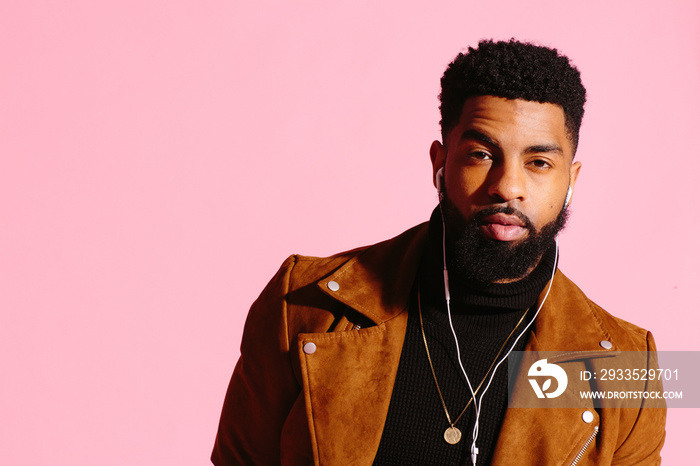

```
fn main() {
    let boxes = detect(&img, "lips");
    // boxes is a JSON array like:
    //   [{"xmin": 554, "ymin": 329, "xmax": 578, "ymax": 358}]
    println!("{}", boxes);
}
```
[{"xmin": 480, "ymin": 213, "xmax": 528, "ymax": 242}]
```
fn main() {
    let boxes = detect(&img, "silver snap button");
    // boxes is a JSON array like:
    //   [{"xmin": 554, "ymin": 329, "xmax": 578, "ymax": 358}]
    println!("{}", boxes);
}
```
[
  {"xmin": 582, "ymin": 410, "xmax": 594, "ymax": 423},
  {"xmin": 599, "ymin": 340, "xmax": 613, "ymax": 350},
  {"xmin": 303, "ymin": 342, "xmax": 317, "ymax": 354},
  {"xmin": 327, "ymin": 280, "xmax": 340, "ymax": 291}
]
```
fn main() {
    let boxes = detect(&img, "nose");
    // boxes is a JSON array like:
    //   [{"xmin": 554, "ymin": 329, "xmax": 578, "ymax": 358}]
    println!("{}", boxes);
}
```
[{"xmin": 487, "ymin": 160, "xmax": 527, "ymax": 203}]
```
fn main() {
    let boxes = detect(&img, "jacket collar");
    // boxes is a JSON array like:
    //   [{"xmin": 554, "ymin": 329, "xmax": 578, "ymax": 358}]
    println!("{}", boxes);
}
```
[{"xmin": 318, "ymin": 223, "xmax": 429, "ymax": 323}]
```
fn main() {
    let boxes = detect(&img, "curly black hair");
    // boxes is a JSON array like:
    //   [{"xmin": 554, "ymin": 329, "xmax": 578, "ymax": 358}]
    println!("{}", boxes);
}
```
[{"xmin": 439, "ymin": 39, "xmax": 587, "ymax": 150}]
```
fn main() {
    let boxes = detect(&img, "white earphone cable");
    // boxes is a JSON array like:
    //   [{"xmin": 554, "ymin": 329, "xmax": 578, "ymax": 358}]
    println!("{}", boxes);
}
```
[
  {"xmin": 438, "ymin": 201, "xmax": 479, "ymax": 460},
  {"xmin": 469, "ymin": 239, "xmax": 558, "ymax": 465}
]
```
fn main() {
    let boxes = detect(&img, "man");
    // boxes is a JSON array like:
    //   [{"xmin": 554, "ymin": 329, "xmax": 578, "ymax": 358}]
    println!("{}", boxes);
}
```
[{"xmin": 212, "ymin": 40, "xmax": 666, "ymax": 465}]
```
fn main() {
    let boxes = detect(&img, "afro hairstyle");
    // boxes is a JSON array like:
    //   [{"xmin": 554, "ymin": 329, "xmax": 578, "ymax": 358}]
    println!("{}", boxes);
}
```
[{"xmin": 439, "ymin": 39, "xmax": 587, "ymax": 150}]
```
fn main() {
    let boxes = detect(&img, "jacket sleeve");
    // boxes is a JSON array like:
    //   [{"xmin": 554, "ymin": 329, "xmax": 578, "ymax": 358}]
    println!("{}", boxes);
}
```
[
  {"xmin": 611, "ymin": 331, "xmax": 667, "ymax": 465},
  {"xmin": 212, "ymin": 256, "xmax": 301, "ymax": 465}
]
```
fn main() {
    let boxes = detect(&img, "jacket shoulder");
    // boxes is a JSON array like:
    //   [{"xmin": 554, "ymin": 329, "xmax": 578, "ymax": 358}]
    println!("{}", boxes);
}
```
[
  {"xmin": 287, "ymin": 222, "xmax": 428, "ymax": 286},
  {"xmin": 285, "ymin": 245, "xmax": 370, "ymax": 289}
]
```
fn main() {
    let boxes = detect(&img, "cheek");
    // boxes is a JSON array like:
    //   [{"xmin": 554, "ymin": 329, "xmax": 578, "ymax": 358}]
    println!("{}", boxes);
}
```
[
  {"xmin": 445, "ymin": 181, "xmax": 482, "ymax": 215},
  {"xmin": 447, "ymin": 169, "xmax": 487, "ymax": 199},
  {"xmin": 528, "ymin": 198, "xmax": 561, "ymax": 229}
]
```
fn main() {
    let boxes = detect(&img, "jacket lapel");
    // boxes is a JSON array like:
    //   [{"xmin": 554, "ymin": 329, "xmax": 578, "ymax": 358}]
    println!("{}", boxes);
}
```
[
  {"xmin": 491, "ymin": 271, "xmax": 616, "ymax": 465},
  {"xmin": 297, "ymin": 316, "xmax": 408, "ymax": 465}
]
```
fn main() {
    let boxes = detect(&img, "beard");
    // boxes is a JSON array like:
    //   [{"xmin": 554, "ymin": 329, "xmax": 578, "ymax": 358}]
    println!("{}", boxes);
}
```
[{"xmin": 440, "ymin": 193, "xmax": 569, "ymax": 284}]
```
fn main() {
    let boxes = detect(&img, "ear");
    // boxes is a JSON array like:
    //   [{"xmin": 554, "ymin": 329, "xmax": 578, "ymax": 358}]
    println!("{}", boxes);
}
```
[
  {"xmin": 567, "ymin": 161, "xmax": 582, "ymax": 205},
  {"xmin": 429, "ymin": 140, "xmax": 446, "ymax": 189}
]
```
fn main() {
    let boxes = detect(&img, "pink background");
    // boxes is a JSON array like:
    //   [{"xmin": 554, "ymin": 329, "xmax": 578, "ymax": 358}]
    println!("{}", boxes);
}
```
[{"xmin": 2, "ymin": 1, "xmax": 698, "ymax": 464}]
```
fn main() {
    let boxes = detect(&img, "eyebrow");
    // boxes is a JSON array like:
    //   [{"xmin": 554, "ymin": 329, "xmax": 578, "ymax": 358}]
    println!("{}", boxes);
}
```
[
  {"xmin": 525, "ymin": 144, "xmax": 564, "ymax": 156},
  {"xmin": 461, "ymin": 129, "xmax": 498, "ymax": 147},
  {"xmin": 461, "ymin": 129, "xmax": 564, "ymax": 157}
]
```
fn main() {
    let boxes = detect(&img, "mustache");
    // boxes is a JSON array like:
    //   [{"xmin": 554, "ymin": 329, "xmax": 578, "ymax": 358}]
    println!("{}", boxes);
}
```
[{"xmin": 471, "ymin": 206, "xmax": 535, "ymax": 231}]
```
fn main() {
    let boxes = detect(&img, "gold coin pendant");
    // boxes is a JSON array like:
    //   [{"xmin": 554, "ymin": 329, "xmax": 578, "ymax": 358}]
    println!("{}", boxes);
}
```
[{"xmin": 444, "ymin": 426, "xmax": 462, "ymax": 444}]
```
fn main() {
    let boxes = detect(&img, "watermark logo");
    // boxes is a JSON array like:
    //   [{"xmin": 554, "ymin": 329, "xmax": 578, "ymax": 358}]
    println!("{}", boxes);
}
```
[
  {"xmin": 528, "ymin": 359, "xmax": 568, "ymax": 399},
  {"xmin": 510, "ymin": 351, "xmax": 690, "ymax": 408}
]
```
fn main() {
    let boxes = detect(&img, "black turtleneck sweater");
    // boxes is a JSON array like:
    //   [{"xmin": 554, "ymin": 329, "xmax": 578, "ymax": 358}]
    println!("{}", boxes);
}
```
[{"xmin": 373, "ymin": 209, "xmax": 557, "ymax": 466}]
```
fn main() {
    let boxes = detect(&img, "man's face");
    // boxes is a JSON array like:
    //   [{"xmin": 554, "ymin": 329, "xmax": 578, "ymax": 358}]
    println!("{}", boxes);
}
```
[{"xmin": 430, "ymin": 95, "xmax": 581, "ymax": 281}]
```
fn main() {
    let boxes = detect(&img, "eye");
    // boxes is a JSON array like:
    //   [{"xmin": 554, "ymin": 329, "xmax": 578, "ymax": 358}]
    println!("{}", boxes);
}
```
[
  {"xmin": 530, "ymin": 159, "xmax": 552, "ymax": 169},
  {"xmin": 469, "ymin": 150, "xmax": 491, "ymax": 161}
]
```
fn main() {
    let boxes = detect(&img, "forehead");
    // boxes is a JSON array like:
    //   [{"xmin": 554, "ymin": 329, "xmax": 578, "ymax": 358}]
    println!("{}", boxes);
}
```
[{"xmin": 450, "ymin": 96, "xmax": 573, "ymax": 157}]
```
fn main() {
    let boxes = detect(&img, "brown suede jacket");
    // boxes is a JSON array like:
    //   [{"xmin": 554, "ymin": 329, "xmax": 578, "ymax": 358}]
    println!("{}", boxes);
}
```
[{"xmin": 212, "ymin": 223, "xmax": 666, "ymax": 465}]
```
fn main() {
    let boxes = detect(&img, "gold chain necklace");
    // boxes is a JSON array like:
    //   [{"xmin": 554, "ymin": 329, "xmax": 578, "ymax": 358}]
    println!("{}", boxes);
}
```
[{"xmin": 417, "ymin": 287, "xmax": 529, "ymax": 445}]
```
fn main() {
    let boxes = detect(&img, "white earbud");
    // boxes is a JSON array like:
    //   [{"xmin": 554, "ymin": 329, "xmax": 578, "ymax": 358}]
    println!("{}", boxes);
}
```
[
  {"xmin": 435, "ymin": 167, "xmax": 445, "ymax": 193},
  {"xmin": 564, "ymin": 186, "xmax": 572, "ymax": 207}
]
